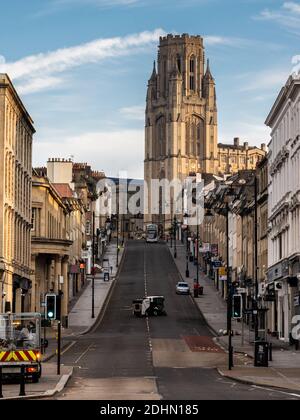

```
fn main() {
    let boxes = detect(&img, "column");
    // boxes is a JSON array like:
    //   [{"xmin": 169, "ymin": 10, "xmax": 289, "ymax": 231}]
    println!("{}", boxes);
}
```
[
  {"xmin": 30, "ymin": 254, "xmax": 37, "ymax": 312},
  {"xmin": 54, "ymin": 256, "xmax": 62, "ymax": 294}
]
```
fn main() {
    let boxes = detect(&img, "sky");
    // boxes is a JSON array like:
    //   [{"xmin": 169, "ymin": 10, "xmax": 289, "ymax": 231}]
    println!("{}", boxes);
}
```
[{"xmin": 0, "ymin": 0, "xmax": 299, "ymax": 179}]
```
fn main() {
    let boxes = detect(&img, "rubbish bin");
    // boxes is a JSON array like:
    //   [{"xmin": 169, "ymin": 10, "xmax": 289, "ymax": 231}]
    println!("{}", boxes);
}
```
[
  {"xmin": 254, "ymin": 341, "xmax": 269, "ymax": 367},
  {"xmin": 199, "ymin": 286, "xmax": 204, "ymax": 296}
]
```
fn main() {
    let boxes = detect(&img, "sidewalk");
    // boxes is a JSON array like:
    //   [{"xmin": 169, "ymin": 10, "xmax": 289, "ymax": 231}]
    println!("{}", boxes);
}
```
[
  {"xmin": 169, "ymin": 242, "xmax": 300, "ymax": 392},
  {"xmin": 1, "ymin": 240, "xmax": 125, "ymax": 400},
  {"xmin": 0, "ymin": 364, "xmax": 73, "ymax": 400}
]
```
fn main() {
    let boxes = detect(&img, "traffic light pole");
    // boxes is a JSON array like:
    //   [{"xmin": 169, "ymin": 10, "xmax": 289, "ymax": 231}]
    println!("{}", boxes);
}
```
[{"xmin": 57, "ymin": 295, "xmax": 62, "ymax": 376}]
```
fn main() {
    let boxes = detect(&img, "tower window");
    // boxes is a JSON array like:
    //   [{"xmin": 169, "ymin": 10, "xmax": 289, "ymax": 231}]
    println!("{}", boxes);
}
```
[
  {"xmin": 190, "ymin": 76, "xmax": 195, "ymax": 91},
  {"xmin": 190, "ymin": 59, "xmax": 195, "ymax": 73},
  {"xmin": 190, "ymin": 56, "xmax": 196, "ymax": 91},
  {"xmin": 177, "ymin": 55, "xmax": 181, "ymax": 73}
]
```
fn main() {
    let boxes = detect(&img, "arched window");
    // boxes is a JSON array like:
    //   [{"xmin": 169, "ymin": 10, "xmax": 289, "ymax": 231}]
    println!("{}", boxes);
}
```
[
  {"xmin": 186, "ymin": 116, "xmax": 204, "ymax": 157},
  {"xmin": 156, "ymin": 116, "xmax": 166, "ymax": 158},
  {"xmin": 190, "ymin": 56, "xmax": 195, "ymax": 91},
  {"xmin": 186, "ymin": 122, "xmax": 190, "ymax": 155}
]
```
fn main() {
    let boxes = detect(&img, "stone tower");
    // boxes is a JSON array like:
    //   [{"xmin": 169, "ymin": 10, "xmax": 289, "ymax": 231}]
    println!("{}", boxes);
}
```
[{"xmin": 144, "ymin": 34, "xmax": 218, "ymax": 225}]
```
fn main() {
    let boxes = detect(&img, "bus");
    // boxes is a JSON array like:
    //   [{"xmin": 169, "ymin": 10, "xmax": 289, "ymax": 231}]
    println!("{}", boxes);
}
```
[{"xmin": 146, "ymin": 224, "xmax": 159, "ymax": 243}]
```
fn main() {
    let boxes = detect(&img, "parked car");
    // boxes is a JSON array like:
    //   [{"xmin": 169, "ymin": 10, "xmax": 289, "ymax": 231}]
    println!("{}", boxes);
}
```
[{"xmin": 176, "ymin": 282, "xmax": 190, "ymax": 295}]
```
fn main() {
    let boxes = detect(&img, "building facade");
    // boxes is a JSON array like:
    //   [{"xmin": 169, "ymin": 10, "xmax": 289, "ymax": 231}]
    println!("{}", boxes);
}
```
[
  {"xmin": 0, "ymin": 74, "xmax": 35, "ymax": 313},
  {"xmin": 144, "ymin": 34, "xmax": 218, "ymax": 225},
  {"xmin": 31, "ymin": 172, "xmax": 72, "ymax": 319},
  {"xmin": 144, "ymin": 34, "xmax": 266, "ymax": 229},
  {"xmin": 266, "ymin": 73, "xmax": 300, "ymax": 342},
  {"xmin": 218, "ymin": 138, "xmax": 266, "ymax": 174}
]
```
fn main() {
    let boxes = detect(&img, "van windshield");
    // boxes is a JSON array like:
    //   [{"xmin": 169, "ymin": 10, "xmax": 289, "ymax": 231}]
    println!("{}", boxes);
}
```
[{"xmin": 0, "ymin": 314, "xmax": 41, "ymax": 351}]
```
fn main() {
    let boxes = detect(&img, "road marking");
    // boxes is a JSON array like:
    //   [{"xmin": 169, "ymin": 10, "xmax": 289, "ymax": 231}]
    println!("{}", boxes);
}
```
[
  {"xmin": 74, "ymin": 344, "xmax": 94, "ymax": 364},
  {"xmin": 270, "ymin": 367, "xmax": 300, "ymax": 390},
  {"xmin": 252, "ymin": 385, "xmax": 300, "ymax": 399},
  {"xmin": 61, "ymin": 341, "xmax": 77, "ymax": 355}
]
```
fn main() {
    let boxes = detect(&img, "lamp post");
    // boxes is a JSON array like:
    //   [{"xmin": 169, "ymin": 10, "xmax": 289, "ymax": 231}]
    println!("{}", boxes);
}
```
[
  {"xmin": 186, "ymin": 227, "xmax": 190, "ymax": 278},
  {"xmin": 116, "ymin": 214, "xmax": 119, "ymax": 268},
  {"xmin": 205, "ymin": 204, "xmax": 233, "ymax": 370},
  {"xmin": 225, "ymin": 202, "xmax": 234, "ymax": 370},
  {"xmin": 92, "ymin": 211, "xmax": 95, "ymax": 319},
  {"xmin": 174, "ymin": 216, "xmax": 177, "ymax": 259}
]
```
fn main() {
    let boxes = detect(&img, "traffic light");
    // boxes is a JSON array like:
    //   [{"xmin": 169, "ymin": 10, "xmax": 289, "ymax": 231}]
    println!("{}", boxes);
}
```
[
  {"xmin": 45, "ymin": 294, "xmax": 56, "ymax": 320},
  {"xmin": 232, "ymin": 295, "xmax": 243, "ymax": 319}
]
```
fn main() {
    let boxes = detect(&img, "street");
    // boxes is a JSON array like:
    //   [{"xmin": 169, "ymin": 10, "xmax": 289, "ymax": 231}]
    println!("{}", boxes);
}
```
[{"xmin": 53, "ymin": 241, "xmax": 298, "ymax": 400}]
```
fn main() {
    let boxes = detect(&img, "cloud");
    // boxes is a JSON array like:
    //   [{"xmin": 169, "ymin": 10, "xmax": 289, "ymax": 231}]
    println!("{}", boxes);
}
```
[
  {"xmin": 256, "ymin": 2, "xmax": 300, "ymax": 31},
  {"xmin": 34, "ymin": 129, "xmax": 144, "ymax": 179},
  {"xmin": 17, "ymin": 77, "xmax": 64, "ymax": 95},
  {"xmin": 239, "ymin": 68, "xmax": 290, "ymax": 92},
  {"xmin": 120, "ymin": 105, "xmax": 145, "ymax": 121},
  {"xmin": 33, "ymin": 0, "xmax": 142, "ymax": 17},
  {"xmin": 0, "ymin": 29, "xmax": 165, "ymax": 94}
]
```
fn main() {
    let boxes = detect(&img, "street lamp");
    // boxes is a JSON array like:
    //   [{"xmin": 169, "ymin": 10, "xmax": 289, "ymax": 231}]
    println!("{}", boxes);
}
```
[
  {"xmin": 186, "ymin": 225, "xmax": 190, "ymax": 278},
  {"xmin": 174, "ymin": 216, "xmax": 177, "ymax": 259},
  {"xmin": 92, "ymin": 211, "xmax": 96, "ymax": 319},
  {"xmin": 205, "ymin": 202, "xmax": 234, "ymax": 371}
]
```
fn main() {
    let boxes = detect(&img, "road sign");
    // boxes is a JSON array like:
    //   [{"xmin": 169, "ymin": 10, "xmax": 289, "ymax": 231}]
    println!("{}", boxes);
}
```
[
  {"xmin": 237, "ymin": 288, "xmax": 246, "ymax": 294},
  {"xmin": 213, "ymin": 261, "xmax": 222, "ymax": 268}
]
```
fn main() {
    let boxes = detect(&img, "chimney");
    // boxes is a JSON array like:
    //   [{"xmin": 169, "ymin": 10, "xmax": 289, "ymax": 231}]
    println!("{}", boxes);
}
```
[
  {"xmin": 261, "ymin": 143, "xmax": 267, "ymax": 152},
  {"xmin": 234, "ymin": 137, "xmax": 240, "ymax": 147}
]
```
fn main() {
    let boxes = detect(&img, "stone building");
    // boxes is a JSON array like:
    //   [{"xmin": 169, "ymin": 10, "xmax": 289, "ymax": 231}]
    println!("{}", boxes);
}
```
[
  {"xmin": 266, "ymin": 72, "xmax": 300, "ymax": 342},
  {"xmin": 0, "ymin": 74, "xmax": 35, "ymax": 313},
  {"xmin": 218, "ymin": 138, "xmax": 266, "ymax": 174},
  {"xmin": 31, "ymin": 171, "xmax": 72, "ymax": 318},
  {"xmin": 144, "ymin": 34, "xmax": 218, "ymax": 226},
  {"xmin": 144, "ymin": 34, "xmax": 266, "ymax": 228},
  {"xmin": 52, "ymin": 183, "xmax": 86, "ymax": 302}
]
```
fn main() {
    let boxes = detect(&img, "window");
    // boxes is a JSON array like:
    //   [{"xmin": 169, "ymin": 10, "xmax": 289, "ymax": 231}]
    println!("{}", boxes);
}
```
[
  {"xmin": 86, "ymin": 221, "xmax": 91, "ymax": 235},
  {"xmin": 176, "ymin": 55, "xmax": 181, "ymax": 73},
  {"xmin": 279, "ymin": 234, "xmax": 283, "ymax": 260},
  {"xmin": 190, "ymin": 56, "xmax": 195, "ymax": 91},
  {"xmin": 31, "ymin": 209, "xmax": 36, "ymax": 231}
]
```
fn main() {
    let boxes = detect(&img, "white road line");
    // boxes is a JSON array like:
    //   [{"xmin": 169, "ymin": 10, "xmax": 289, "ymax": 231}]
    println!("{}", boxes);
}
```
[
  {"xmin": 74, "ymin": 344, "xmax": 94, "ymax": 365},
  {"xmin": 61, "ymin": 341, "xmax": 77, "ymax": 355},
  {"xmin": 252, "ymin": 385, "xmax": 300, "ymax": 399},
  {"xmin": 270, "ymin": 367, "xmax": 300, "ymax": 390}
]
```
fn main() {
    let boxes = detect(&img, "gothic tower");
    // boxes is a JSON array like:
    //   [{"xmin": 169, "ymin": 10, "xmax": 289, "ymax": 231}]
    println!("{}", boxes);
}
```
[{"xmin": 144, "ymin": 34, "xmax": 218, "ymax": 226}]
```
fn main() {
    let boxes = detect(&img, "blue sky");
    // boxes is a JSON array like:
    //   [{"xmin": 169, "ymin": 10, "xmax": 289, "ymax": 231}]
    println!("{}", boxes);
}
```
[{"xmin": 0, "ymin": 0, "xmax": 299, "ymax": 178}]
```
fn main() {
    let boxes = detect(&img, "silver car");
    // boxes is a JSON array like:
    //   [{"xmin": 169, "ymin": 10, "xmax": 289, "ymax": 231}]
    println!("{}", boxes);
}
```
[{"xmin": 176, "ymin": 282, "xmax": 190, "ymax": 295}]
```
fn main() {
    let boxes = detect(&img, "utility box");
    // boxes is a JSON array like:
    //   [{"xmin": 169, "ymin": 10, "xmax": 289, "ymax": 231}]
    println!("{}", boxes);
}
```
[{"xmin": 254, "ymin": 341, "xmax": 269, "ymax": 367}]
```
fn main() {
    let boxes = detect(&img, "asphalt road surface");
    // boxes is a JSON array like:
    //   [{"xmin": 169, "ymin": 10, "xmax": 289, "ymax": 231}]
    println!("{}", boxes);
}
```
[{"xmin": 54, "ymin": 241, "xmax": 299, "ymax": 400}]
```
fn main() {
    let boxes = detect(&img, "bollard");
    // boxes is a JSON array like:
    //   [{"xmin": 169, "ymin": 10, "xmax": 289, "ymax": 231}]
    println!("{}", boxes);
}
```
[
  {"xmin": 269, "ymin": 343, "xmax": 273, "ymax": 362},
  {"xmin": 19, "ymin": 365, "xmax": 26, "ymax": 397},
  {"xmin": 0, "ymin": 366, "xmax": 3, "ymax": 399}
]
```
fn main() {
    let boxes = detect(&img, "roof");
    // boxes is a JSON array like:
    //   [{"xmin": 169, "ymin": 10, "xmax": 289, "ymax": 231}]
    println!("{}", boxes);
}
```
[
  {"xmin": 218, "ymin": 143, "xmax": 261, "ymax": 151},
  {"xmin": 265, "ymin": 73, "xmax": 300, "ymax": 127},
  {"xmin": 53, "ymin": 183, "xmax": 74, "ymax": 198},
  {"xmin": 0, "ymin": 73, "xmax": 35, "ymax": 133}
]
